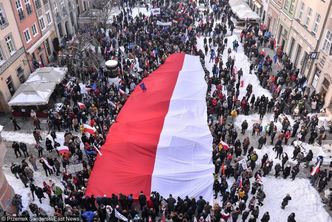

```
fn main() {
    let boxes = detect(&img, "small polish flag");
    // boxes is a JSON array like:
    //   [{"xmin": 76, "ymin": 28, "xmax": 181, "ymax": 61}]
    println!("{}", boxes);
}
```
[
  {"xmin": 118, "ymin": 88, "xmax": 126, "ymax": 95},
  {"xmin": 218, "ymin": 141, "xmax": 229, "ymax": 151},
  {"xmin": 83, "ymin": 124, "xmax": 96, "ymax": 134},
  {"xmin": 78, "ymin": 102, "xmax": 86, "ymax": 110},
  {"xmin": 310, "ymin": 164, "xmax": 320, "ymax": 176},
  {"xmin": 56, "ymin": 146, "xmax": 70, "ymax": 156}
]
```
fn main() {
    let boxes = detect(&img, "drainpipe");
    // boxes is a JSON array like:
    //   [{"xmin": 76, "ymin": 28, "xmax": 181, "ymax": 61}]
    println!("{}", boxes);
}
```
[{"xmin": 306, "ymin": 0, "xmax": 332, "ymax": 93}]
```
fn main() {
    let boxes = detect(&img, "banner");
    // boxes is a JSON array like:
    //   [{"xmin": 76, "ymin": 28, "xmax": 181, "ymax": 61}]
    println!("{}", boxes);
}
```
[
  {"xmin": 151, "ymin": 8, "xmax": 160, "ymax": 15},
  {"xmin": 239, "ymin": 158, "xmax": 247, "ymax": 170},
  {"xmin": 115, "ymin": 209, "xmax": 128, "ymax": 221},
  {"xmin": 157, "ymin": 21, "xmax": 172, "ymax": 26}
]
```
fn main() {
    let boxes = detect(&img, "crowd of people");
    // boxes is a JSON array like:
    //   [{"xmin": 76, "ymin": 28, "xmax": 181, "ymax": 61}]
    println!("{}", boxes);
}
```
[{"xmin": 5, "ymin": 0, "xmax": 332, "ymax": 221}]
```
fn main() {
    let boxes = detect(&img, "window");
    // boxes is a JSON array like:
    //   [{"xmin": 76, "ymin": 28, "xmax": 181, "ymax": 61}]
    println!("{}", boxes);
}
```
[
  {"xmin": 323, "ymin": 78, "xmax": 330, "ymax": 89},
  {"xmin": 284, "ymin": 0, "xmax": 290, "ymax": 10},
  {"xmin": 298, "ymin": 2, "xmax": 305, "ymax": 21},
  {"xmin": 0, "ymin": 6, "xmax": 7, "ymax": 26},
  {"xmin": 6, "ymin": 76, "xmax": 15, "ymax": 96},
  {"xmin": 305, "ymin": 8, "xmax": 312, "ymax": 27},
  {"xmin": 313, "ymin": 14, "xmax": 321, "ymax": 34},
  {"xmin": 15, "ymin": 0, "xmax": 25, "ymax": 20},
  {"xmin": 46, "ymin": 11, "xmax": 52, "ymax": 24},
  {"xmin": 31, "ymin": 23, "xmax": 38, "ymax": 36},
  {"xmin": 289, "ymin": 0, "xmax": 295, "ymax": 13},
  {"xmin": 5, "ymin": 35, "xmax": 15, "ymax": 54},
  {"xmin": 0, "ymin": 48, "xmax": 5, "ymax": 65},
  {"xmin": 322, "ymin": 31, "xmax": 332, "ymax": 55},
  {"xmin": 39, "ymin": 17, "xmax": 45, "ymax": 30},
  {"xmin": 16, "ymin": 66, "xmax": 25, "ymax": 83},
  {"xmin": 35, "ymin": 0, "xmax": 41, "ymax": 9},
  {"xmin": 24, "ymin": 0, "xmax": 32, "ymax": 15},
  {"xmin": 23, "ymin": 29, "xmax": 31, "ymax": 42}
]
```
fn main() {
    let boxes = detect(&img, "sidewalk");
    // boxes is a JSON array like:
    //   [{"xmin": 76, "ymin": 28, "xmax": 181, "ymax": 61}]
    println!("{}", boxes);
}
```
[{"xmin": 0, "ymin": 113, "xmax": 48, "ymax": 134}]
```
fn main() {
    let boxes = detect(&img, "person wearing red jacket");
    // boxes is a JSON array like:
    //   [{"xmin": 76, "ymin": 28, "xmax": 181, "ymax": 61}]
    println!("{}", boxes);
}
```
[{"xmin": 284, "ymin": 130, "xmax": 291, "ymax": 145}]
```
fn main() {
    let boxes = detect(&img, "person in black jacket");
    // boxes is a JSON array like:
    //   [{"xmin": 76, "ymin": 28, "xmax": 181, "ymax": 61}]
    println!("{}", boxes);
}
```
[
  {"xmin": 283, "ymin": 165, "xmax": 291, "ymax": 179},
  {"xmin": 281, "ymin": 194, "xmax": 292, "ymax": 209},
  {"xmin": 287, "ymin": 212, "xmax": 296, "ymax": 222},
  {"xmin": 260, "ymin": 211, "xmax": 270, "ymax": 222},
  {"xmin": 12, "ymin": 142, "xmax": 22, "ymax": 158},
  {"xmin": 138, "ymin": 191, "xmax": 146, "ymax": 210},
  {"xmin": 19, "ymin": 142, "xmax": 29, "ymax": 158}
]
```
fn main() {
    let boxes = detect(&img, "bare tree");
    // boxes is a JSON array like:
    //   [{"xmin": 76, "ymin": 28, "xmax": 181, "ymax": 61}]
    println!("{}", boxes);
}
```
[{"xmin": 93, "ymin": 0, "xmax": 118, "ymax": 29}]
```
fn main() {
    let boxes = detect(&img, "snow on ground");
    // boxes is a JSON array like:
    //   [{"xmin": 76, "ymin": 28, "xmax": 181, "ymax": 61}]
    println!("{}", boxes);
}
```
[
  {"xmin": 1, "ymin": 131, "xmax": 66, "ymax": 146},
  {"xmin": 3, "ymin": 166, "xmax": 64, "ymax": 215},
  {"xmin": 233, "ymin": 113, "xmax": 295, "ymax": 132},
  {"xmin": 258, "ymin": 176, "xmax": 332, "ymax": 222},
  {"xmin": 197, "ymin": 30, "xmax": 272, "ymax": 99}
]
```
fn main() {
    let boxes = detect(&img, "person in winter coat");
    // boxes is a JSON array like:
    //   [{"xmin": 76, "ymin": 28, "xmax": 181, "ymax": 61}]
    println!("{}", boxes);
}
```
[
  {"xmin": 242, "ymin": 210, "xmax": 250, "ymax": 222},
  {"xmin": 10, "ymin": 163, "xmax": 20, "ymax": 178},
  {"xmin": 305, "ymin": 150, "xmax": 314, "ymax": 168},
  {"xmin": 28, "ymin": 154, "xmax": 38, "ymax": 171},
  {"xmin": 82, "ymin": 210, "xmax": 96, "ymax": 222},
  {"xmin": 18, "ymin": 172, "xmax": 29, "ymax": 187},
  {"xmin": 256, "ymin": 189, "xmax": 266, "ymax": 206},
  {"xmin": 291, "ymin": 164, "xmax": 300, "ymax": 180},
  {"xmin": 281, "ymin": 152, "xmax": 289, "ymax": 169},
  {"xmin": 258, "ymin": 135, "xmax": 267, "ymax": 149},
  {"xmin": 23, "ymin": 166, "xmax": 34, "ymax": 182},
  {"xmin": 248, "ymin": 215, "xmax": 257, "ymax": 222},
  {"xmin": 35, "ymin": 186, "xmax": 46, "ymax": 203},
  {"xmin": 19, "ymin": 142, "xmax": 29, "ymax": 158},
  {"xmin": 283, "ymin": 165, "xmax": 291, "ymax": 179},
  {"xmin": 260, "ymin": 211, "xmax": 270, "ymax": 222},
  {"xmin": 274, "ymin": 163, "xmax": 282, "ymax": 178},
  {"xmin": 287, "ymin": 212, "xmax": 296, "ymax": 222},
  {"xmin": 241, "ymin": 120, "xmax": 248, "ymax": 134},
  {"xmin": 281, "ymin": 194, "xmax": 292, "ymax": 209},
  {"xmin": 30, "ymin": 182, "xmax": 36, "ymax": 201},
  {"xmin": 250, "ymin": 151, "xmax": 258, "ymax": 171},
  {"xmin": 12, "ymin": 141, "xmax": 22, "ymax": 158},
  {"xmin": 46, "ymin": 137, "xmax": 54, "ymax": 152},
  {"xmin": 274, "ymin": 144, "xmax": 283, "ymax": 159}
]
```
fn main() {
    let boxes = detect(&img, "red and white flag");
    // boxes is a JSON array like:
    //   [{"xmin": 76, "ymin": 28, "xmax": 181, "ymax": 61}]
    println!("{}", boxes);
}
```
[
  {"xmin": 82, "ymin": 124, "xmax": 96, "ymax": 134},
  {"xmin": 78, "ymin": 102, "xmax": 86, "ymax": 110},
  {"xmin": 86, "ymin": 53, "xmax": 214, "ymax": 201},
  {"xmin": 56, "ymin": 146, "xmax": 70, "ymax": 155}
]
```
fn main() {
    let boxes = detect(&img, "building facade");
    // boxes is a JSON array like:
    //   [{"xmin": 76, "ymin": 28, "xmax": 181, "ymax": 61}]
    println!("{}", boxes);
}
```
[
  {"xmin": 49, "ymin": 0, "xmax": 78, "ymax": 47},
  {"xmin": 10, "ymin": 0, "xmax": 49, "ymax": 71},
  {"xmin": 267, "ymin": 0, "xmax": 283, "ymax": 35},
  {"xmin": 287, "ymin": 0, "xmax": 330, "ymax": 78},
  {"xmin": 308, "ymin": 8, "xmax": 332, "ymax": 111},
  {"xmin": 33, "ymin": 0, "xmax": 58, "ymax": 61},
  {"xmin": 0, "ymin": 0, "xmax": 31, "ymax": 112}
]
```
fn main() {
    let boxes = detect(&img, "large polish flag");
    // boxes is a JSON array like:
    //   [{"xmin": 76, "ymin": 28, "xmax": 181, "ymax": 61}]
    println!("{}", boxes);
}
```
[{"xmin": 86, "ymin": 53, "xmax": 214, "ymax": 201}]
